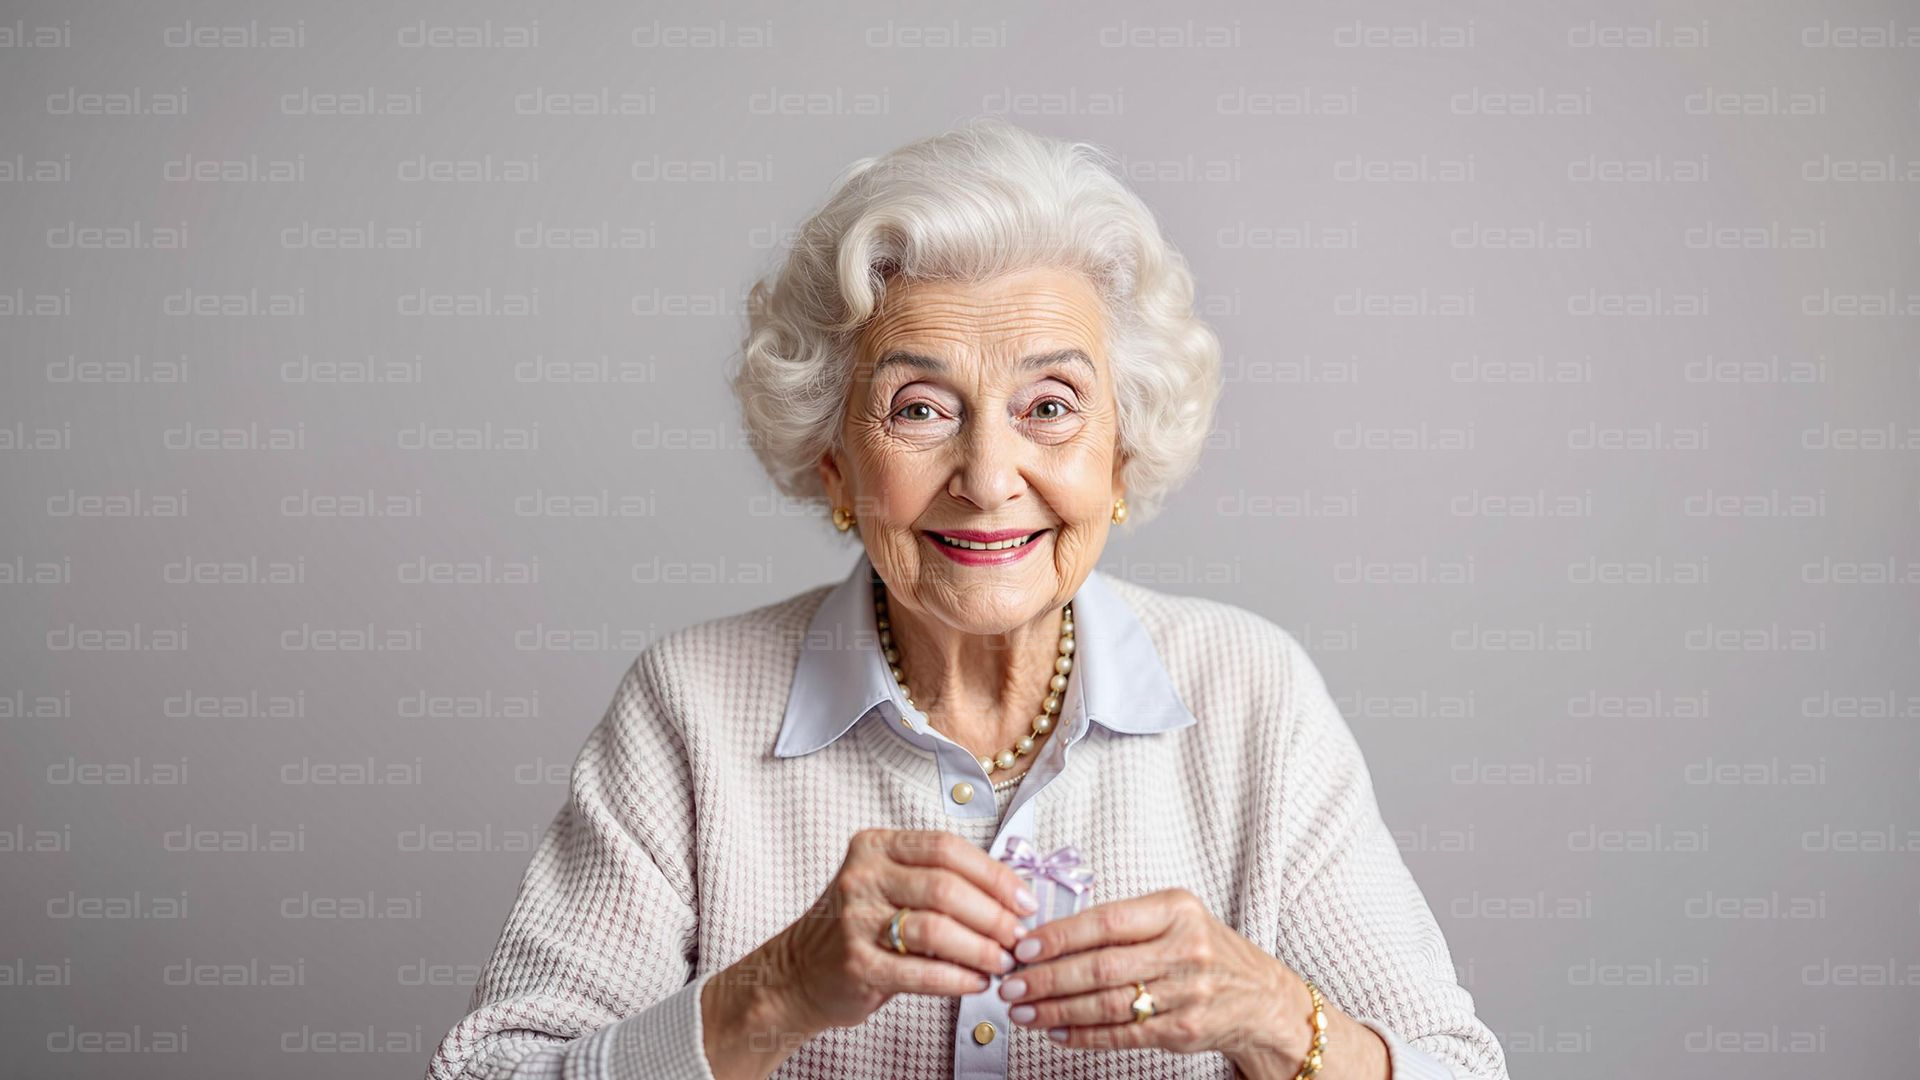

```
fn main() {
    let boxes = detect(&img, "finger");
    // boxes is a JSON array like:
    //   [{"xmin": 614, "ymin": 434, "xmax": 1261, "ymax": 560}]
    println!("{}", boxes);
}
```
[
  {"xmin": 1044, "ymin": 1018, "xmax": 1160, "ymax": 1053},
  {"xmin": 868, "ymin": 951, "xmax": 995, "ymax": 998},
  {"xmin": 885, "ymin": 831, "xmax": 1037, "ymax": 928},
  {"xmin": 1009, "ymin": 980, "xmax": 1153, "ymax": 1030},
  {"xmin": 888, "ymin": 865, "xmax": 1028, "ymax": 955},
  {"xmin": 884, "ymin": 905, "xmax": 1015, "ymax": 978},
  {"xmin": 1002, "ymin": 941, "xmax": 1165, "ymax": 1004},
  {"xmin": 1013, "ymin": 890, "xmax": 1181, "ymax": 966}
]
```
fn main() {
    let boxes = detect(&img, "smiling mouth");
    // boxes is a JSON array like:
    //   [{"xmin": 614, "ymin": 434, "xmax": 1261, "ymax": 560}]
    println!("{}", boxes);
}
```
[{"xmin": 924, "ymin": 529, "xmax": 1049, "ymax": 552}]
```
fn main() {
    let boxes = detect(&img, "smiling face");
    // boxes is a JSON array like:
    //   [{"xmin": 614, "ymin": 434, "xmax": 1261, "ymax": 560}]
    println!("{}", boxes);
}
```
[{"xmin": 819, "ymin": 266, "xmax": 1127, "ymax": 636}]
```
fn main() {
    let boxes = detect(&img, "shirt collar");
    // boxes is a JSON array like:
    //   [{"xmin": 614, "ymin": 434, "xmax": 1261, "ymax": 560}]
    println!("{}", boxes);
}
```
[{"xmin": 774, "ymin": 550, "xmax": 1198, "ymax": 758}]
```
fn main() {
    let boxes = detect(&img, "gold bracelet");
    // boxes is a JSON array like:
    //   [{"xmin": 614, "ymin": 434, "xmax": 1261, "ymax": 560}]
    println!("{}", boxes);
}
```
[{"xmin": 1291, "ymin": 979, "xmax": 1329, "ymax": 1080}]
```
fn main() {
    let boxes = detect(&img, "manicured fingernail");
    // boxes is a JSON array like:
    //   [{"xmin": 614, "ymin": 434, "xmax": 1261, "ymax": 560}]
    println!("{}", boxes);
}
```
[
  {"xmin": 1011, "ymin": 923, "xmax": 1029, "ymax": 939},
  {"xmin": 1015, "ymin": 937, "xmax": 1042, "ymax": 961},
  {"xmin": 999, "ymin": 950, "xmax": 1015, "ymax": 972},
  {"xmin": 1010, "ymin": 1004, "xmax": 1036, "ymax": 1024},
  {"xmin": 998, "ymin": 977, "xmax": 1026, "ymax": 1000},
  {"xmin": 1048, "ymin": 1027, "xmax": 1068, "ymax": 1042},
  {"xmin": 1016, "ymin": 887, "xmax": 1038, "ymax": 912}
]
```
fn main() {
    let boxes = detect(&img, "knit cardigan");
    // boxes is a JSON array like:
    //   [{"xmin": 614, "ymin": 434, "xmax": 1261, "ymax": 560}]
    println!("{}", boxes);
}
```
[{"xmin": 425, "ymin": 560, "xmax": 1510, "ymax": 1080}]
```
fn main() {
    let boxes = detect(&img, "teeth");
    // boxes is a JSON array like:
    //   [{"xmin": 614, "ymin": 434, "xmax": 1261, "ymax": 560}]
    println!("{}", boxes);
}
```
[{"xmin": 935, "ymin": 531, "xmax": 1038, "ymax": 551}]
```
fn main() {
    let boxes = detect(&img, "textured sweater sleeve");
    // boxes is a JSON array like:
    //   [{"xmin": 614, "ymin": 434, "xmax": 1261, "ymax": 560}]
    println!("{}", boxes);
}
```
[
  {"xmin": 424, "ymin": 650, "xmax": 718, "ymax": 1080},
  {"xmin": 1270, "ymin": 631, "xmax": 1510, "ymax": 1080}
]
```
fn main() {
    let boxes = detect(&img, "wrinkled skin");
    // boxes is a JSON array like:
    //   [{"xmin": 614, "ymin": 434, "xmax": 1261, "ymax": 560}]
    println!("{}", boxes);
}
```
[{"xmin": 818, "ymin": 265, "xmax": 1126, "ymax": 759}]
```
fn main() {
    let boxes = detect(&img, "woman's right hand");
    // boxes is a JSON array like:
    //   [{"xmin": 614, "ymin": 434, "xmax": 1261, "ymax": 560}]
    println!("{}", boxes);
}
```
[{"xmin": 754, "ymin": 828, "xmax": 1040, "ymax": 1036}]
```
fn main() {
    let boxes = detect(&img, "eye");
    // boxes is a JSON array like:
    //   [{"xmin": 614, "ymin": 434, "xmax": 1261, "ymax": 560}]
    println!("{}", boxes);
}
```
[
  {"xmin": 1030, "ymin": 397, "xmax": 1074, "ymax": 421},
  {"xmin": 895, "ymin": 401, "xmax": 940, "ymax": 423}
]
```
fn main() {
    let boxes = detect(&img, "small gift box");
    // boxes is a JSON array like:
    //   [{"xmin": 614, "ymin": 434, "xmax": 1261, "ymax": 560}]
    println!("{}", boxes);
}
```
[{"xmin": 997, "ymin": 835, "xmax": 1094, "ymax": 931}]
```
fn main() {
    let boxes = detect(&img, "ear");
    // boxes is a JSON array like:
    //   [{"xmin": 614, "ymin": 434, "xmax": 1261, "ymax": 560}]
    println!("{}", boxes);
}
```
[
  {"xmin": 817, "ymin": 447, "xmax": 846, "ymax": 506},
  {"xmin": 1110, "ymin": 446, "xmax": 1129, "ymax": 499}
]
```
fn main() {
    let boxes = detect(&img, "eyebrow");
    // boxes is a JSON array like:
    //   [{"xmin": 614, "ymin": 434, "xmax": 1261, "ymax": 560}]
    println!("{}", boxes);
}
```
[{"xmin": 871, "ymin": 348, "xmax": 1096, "ymax": 382}]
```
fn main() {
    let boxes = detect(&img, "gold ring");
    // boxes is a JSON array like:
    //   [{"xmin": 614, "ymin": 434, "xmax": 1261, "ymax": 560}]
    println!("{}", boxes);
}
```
[
  {"xmin": 888, "ymin": 907, "xmax": 911, "ymax": 955},
  {"xmin": 1129, "ymin": 980, "xmax": 1155, "ymax": 1023}
]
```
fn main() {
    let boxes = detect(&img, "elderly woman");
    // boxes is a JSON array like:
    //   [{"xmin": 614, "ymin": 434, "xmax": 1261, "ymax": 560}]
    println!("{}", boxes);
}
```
[{"xmin": 427, "ymin": 119, "xmax": 1508, "ymax": 1080}]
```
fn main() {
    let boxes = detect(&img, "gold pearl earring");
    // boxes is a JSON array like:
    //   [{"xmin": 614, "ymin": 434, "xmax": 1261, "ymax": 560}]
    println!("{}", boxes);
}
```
[
  {"xmin": 1111, "ymin": 497, "xmax": 1128, "ymax": 525},
  {"xmin": 833, "ymin": 506, "xmax": 858, "ymax": 532}
]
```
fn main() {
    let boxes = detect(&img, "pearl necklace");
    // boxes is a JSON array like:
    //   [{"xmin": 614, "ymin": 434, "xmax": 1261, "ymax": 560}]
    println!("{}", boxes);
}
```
[{"xmin": 872, "ymin": 578, "xmax": 1074, "ymax": 777}]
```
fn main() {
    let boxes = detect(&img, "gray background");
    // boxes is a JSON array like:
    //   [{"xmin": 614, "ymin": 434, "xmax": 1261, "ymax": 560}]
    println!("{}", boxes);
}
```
[{"xmin": 3, "ymin": 1, "xmax": 1917, "ymax": 1077}]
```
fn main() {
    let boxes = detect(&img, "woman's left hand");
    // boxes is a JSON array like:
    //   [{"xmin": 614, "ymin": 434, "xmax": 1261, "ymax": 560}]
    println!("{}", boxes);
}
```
[{"xmin": 994, "ymin": 886, "xmax": 1312, "ymax": 1069}]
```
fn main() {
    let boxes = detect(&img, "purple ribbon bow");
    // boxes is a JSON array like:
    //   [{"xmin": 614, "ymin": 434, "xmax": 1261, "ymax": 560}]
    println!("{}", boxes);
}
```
[{"xmin": 997, "ymin": 835, "xmax": 1095, "ymax": 896}]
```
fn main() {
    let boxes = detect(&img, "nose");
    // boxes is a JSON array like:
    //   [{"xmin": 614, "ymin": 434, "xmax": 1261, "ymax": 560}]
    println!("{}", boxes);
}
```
[{"xmin": 947, "ymin": 412, "xmax": 1027, "ymax": 510}]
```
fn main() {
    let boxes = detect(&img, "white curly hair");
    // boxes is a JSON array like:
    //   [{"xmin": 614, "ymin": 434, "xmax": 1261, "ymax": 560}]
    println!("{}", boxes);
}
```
[{"xmin": 728, "ymin": 116, "xmax": 1222, "ymax": 531}]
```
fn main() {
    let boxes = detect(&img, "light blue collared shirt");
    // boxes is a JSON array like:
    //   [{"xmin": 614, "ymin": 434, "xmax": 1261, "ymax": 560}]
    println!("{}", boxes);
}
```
[{"xmin": 773, "ymin": 551, "xmax": 1197, "ymax": 1079}]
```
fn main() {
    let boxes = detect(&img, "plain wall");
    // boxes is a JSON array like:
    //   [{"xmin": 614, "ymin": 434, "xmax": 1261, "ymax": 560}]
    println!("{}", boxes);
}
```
[{"xmin": 2, "ymin": 1, "xmax": 1916, "ymax": 1076}]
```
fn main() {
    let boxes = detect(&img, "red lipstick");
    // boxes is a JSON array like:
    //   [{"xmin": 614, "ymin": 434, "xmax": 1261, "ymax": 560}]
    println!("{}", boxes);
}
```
[
  {"xmin": 928, "ymin": 528, "xmax": 1036, "ymax": 543},
  {"xmin": 922, "ymin": 527, "xmax": 1050, "ymax": 567}
]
